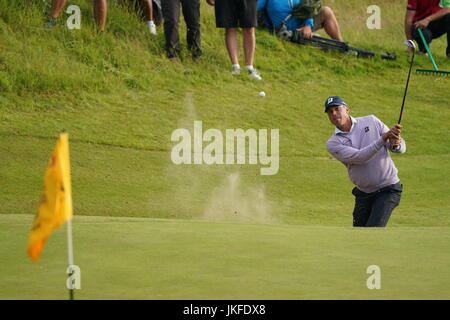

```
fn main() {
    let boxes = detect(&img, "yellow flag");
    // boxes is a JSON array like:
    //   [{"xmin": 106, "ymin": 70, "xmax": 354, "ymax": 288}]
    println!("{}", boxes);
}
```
[{"xmin": 28, "ymin": 133, "xmax": 73, "ymax": 261}]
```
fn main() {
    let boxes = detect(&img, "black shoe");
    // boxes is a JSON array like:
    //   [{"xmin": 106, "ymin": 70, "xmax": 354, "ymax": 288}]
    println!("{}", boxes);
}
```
[
  {"xmin": 166, "ymin": 52, "xmax": 179, "ymax": 60},
  {"xmin": 166, "ymin": 47, "xmax": 180, "ymax": 60},
  {"xmin": 192, "ymin": 52, "xmax": 202, "ymax": 61},
  {"xmin": 191, "ymin": 48, "xmax": 202, "ymax": 61}
]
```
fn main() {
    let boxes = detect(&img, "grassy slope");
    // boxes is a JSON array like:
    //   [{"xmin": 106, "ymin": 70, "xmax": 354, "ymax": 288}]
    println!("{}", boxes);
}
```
[
  {"xmin": 0, "ymin": 0, "xmax": 449, "ymax": 227},
  {"xmin": 1, "ymin": 214, "xmax": 450, "ymax": 300}
]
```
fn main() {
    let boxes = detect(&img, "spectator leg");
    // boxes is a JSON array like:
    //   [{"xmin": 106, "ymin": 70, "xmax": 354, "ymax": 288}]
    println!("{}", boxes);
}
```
[
  {"xmin": 141, "ymin": 0, "xmax": 153, "ymax": 21},
  {"xmin": 446, "ymin": 13, "xmax": 450, "ymax": 57},
  {"xmin": 181, "ymin": 0, "xmax": 201, "ymax": 58},
  {"xmin": 50, "ymin": 0, "xmax": 67, "ymax": 18},
  {"xmin": 320, "ymin": 6, "xmax": 343, "ymax": 41},
  {"xmin": 242, "ymin": 27, "xmax": 255, "ymax": 66},
  {"xmin": 162, "ymin": 0, "xmax": 181, "ymax": 58},
  {"xmin": 413, "ymin": 27, "xmax": 433, "ymax": 53},
  {"xmin": 225, "ymin": 28, "xmax": 239, "ymax": 65},
  {"xmin": 427, "ymin": 13, "xmax": 450, "ymax": 57},
  {"xmin": 93, "ymin": 0, "xmax": 107, "ymax": 31}
]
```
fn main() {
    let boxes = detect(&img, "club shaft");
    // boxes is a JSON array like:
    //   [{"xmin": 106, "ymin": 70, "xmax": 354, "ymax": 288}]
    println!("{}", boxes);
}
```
[{"xmin": 398, "ymin": 51, "xmax": 414, "ymax": 124}]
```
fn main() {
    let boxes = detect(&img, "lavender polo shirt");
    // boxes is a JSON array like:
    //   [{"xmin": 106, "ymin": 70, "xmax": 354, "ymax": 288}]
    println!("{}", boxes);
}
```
[{"xmin": 326, "ymin": 115, "xmax": 406, "ymax": 193}]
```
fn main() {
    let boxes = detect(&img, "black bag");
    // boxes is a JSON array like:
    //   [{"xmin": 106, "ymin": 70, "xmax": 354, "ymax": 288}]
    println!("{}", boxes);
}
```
[{"xmin": 291, "ymin": 0, "xmax": 322, "ymax": 19}]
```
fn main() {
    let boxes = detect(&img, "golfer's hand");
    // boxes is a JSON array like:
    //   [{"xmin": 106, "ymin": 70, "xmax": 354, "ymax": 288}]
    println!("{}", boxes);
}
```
[
  {"xmin": 389, "ymin": 134, "xmax": 402, "ymax": 147},
  {"xmin": 382, "ymin": 124, "xmax": 402, "ymax": 142},
  {"xmin": 414, "ymin": 18, "xmax": 430, "ymax": 29},
  {"xmin": 297, "ymin": 26, "xmax": 312, "ymax": 39},
  {"xmin": 388, "ymin": 124, "xmax": 402, "ymax": 144},
  {"xmin": 391, "ymin": 124, "xmax": 402, "ymax": 137},
  {"xmin": 382, "ymin": 131, "xmax": 391, "ymax": 141},
  {"xmin": 206, "ymin": 0, "xmax": 215, "ymax": 5}
]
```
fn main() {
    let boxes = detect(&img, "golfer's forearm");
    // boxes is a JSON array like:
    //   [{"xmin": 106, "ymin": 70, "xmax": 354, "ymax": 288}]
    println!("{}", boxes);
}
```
[{"xmin": 327, "ymin": 138, "xmax": 385, "ymax": 165}]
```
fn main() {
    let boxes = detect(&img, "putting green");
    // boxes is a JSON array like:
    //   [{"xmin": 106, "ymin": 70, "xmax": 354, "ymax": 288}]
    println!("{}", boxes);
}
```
[{"xmin": 1, "ymin": 214, "xmax": 449, "ymax": 300}]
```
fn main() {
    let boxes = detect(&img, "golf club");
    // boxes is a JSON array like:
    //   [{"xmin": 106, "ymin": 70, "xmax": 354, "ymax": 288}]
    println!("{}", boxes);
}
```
[{"xmin": 398, "ymin": 40, "xmax": 416, "ymax": 124}]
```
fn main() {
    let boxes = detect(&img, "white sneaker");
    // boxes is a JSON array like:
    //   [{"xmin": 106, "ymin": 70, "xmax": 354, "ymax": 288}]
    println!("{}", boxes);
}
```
[
  {"xmin": 230, "ymin": 65, "xmax": 241, "ymax": 75},
  {"xmin": 248, "ymin": 68, "xmax": 262, "ymax": 80},
  {"xmin": 147, "ymin": 21, "xmax": 157, "ymax": 35}
]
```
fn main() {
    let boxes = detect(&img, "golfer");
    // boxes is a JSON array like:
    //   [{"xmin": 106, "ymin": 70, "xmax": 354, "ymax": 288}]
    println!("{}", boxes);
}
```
[{"xmin": 324, "ymin": 96, "xmax": 406, "ymax": 227}]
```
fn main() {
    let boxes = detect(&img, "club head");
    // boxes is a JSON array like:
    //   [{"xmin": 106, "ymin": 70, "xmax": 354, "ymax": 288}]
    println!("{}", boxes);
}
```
[{"xmin": 404, "ymin": 40, "xmax": 416, "ymax": 50}]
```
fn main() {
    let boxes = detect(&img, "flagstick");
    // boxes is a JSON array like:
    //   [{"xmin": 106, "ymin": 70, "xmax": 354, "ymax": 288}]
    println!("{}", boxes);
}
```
[{"xmin": 67, "ymin": 218, "xmax": 74, "ymax": 300}]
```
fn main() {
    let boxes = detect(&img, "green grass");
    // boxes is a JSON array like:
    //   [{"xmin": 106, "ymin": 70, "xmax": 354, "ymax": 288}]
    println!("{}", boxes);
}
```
[
  {"xmin": 1, "ymin": 135, "xmax": 449, "ymax": 226},
  {"xmin": 1, "ymin": 0, "xmax": 449, "ymax": 299},
  {"xmin": 1, "ymin": 214, "xmax": 449, "ymax": 300}
]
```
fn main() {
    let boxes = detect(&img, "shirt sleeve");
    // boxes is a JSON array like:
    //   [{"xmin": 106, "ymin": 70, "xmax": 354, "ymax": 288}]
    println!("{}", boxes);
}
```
[
  {"xmin": 372, "ymin": 115, "xmax": 407, "ymax": 154},
  {"xmin": 407, "ymin": 0, "xmax": 417, "ymax": 10},
  {"xmin": 372, "ymin": 114, "xmax": 389, "ymax": 142},
  {"xmin": 304, "ymin": 18, "xmax": 314, "ymax": 29},
  {"xmin": 374, "ymin": 116, "xmax": 389, "ymax": 135},
  {"xmin": 388, "ymin": 139, "xmax": 407, "ymax": 153},
  {"xmin": 326, "ymin": 137, "xmax": 386, "ymax": 165}
]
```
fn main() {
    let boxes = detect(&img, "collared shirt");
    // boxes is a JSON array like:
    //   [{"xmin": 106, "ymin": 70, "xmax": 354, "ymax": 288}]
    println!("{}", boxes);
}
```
[
  {"xmin": 334, "ymin": 116, "xmax": 403, "ymax": 150},
  {"xmin": 407, "ymin": 0, "xmax": 442, "ymax": 22},
  {"xmin": 326, "ymin": 115, "xmax": 406, "ymax": 193}
]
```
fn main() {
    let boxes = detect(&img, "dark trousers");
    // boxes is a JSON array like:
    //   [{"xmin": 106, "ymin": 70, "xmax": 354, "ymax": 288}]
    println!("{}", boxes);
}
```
[
  {"xmin": 352, "ymin": 183, "xmax": 402, "ymax": 227},
  {"xmin": 413, "ymin": 13, "xmax": 450, "ymax": 56},
  {"xmin": 161, "ymin": 0, "xmax": 201, "ymax": 58}
]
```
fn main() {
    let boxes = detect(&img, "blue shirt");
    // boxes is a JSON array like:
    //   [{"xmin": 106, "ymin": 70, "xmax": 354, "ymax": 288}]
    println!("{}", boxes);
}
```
[{"xmin": 257, "ymin": 0, "xmax": 315, "ymax": 30}]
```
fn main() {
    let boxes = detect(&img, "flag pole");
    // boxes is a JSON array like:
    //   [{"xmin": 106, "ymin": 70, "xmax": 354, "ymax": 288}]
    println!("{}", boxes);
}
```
[
  {"xmin": 67, "ymin": 218, "xmax": 74, "ymax": 300},
  {"xmin": 65, "ymin": 131, "xmax": 75, "ymax": 300}
]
